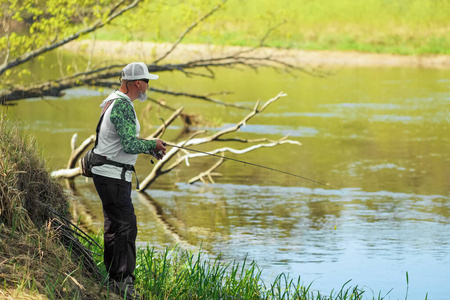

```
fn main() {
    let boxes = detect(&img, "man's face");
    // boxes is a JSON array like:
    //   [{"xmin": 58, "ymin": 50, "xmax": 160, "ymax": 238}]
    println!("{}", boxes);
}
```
[
  {"xmin": 136, "ymin": 79, "xmax": 149, "ymax": 102},
  {"xmin": 138, "ymin": 79, "xmax": 149, "ymax": 91}
]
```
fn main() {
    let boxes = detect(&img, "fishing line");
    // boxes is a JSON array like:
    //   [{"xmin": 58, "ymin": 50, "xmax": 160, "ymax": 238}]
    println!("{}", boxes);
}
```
[{"xmin": 164, "ymin": 142, "xmax": 338, "ymax": 190}]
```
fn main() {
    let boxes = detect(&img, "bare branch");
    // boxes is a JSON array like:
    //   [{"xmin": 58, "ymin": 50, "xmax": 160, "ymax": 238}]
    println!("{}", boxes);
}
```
[
  {"xmin": 209, "ymin": 91, "xmax": 287, "ymax": 140},
  {"xmin": 51, "ymin": 134, "xmax": 95, "ymax": 179},
  {"xmin": 145, "ymin": 106, "xmax": 184, "ymax": 139},
  {"xmin": 150, "ymin": 87, "xmax": 252, "ymax": 110},
  {"xmin": 188, "ymin": 154, "xmax": 224, "ymax": 184},
  {"xmin": 1, "ymin": 17, "xmax": 11, "ymax": 68},
  {"xmin": 138, "ymin": 130, "xmax": 207, "ymax": 190},
  {"xmin": 1, "ymin": 45, "xmax": 301, "ymax": 102},
  {"xmin": 50, "ymin": 92, "xmax": 302, "ymax": 192},
  {"xmin": 180, "ymin": 139, "xmax": 300, "ymax": 161},
  {"xmin": 153, "ymin": 137, "xmax": 300, "ymax": 188},
  {"xmin": 259, "ymin": 20, "xmax": 287, "ymax": 48},
  {"xmin": 153, "ymin": 0, "xmax": 227, "ymax": 64},
  {"xmin": 51, "ymin": 166, "xmax": 82, "ymax": 179},
  {"xmin": 67, "ymin": 134, "xmax": 96, "ymax": 169},
  {"xmin": 108, "ymin": 0, "xmax": 128, "ymax": 16},
  {"xmin": 137, "ymin": 92, "xmax": 294, "ymax": 191}
]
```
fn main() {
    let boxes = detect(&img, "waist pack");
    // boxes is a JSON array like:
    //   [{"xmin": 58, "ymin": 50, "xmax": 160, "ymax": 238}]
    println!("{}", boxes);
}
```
[
  {"xmin": 80, "ymin": 149, "xmax": 139, "ymax": 188},
  {"xmin": 80, "ymin": 149, "xmax": 107, "ymax": 177}
]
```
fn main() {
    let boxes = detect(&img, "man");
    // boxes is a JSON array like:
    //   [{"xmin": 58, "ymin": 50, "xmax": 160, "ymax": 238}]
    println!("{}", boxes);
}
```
[{"xmin": 91, "ymin": 62, "xmax": 166, "ymax": 299}]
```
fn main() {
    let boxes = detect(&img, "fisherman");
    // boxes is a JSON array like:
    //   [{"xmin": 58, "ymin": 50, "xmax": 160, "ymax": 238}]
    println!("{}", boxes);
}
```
[{"xmin": 91, "ymin": 62, "xmax": 166, "ymax": 299}]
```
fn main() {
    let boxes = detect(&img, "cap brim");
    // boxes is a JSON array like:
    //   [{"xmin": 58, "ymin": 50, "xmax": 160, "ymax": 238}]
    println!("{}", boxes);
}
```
[
  {"xmin": 146, "ymin": 73, "xmax": 159, "ymax": 80},
  {"xmin": 122, "ymin": 74, "xmax": 159, "ymax": 80}
]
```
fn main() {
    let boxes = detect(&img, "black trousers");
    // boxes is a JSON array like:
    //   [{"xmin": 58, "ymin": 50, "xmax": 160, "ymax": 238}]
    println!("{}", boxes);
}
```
[{"xmin": 92, "ymin": 174, "xmax": 137, "ymax": 282}]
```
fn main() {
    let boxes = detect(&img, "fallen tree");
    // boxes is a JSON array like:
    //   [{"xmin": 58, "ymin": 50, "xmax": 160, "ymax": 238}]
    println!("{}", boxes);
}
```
[{"xmin": 51, "ymin": 92, "xmax": 302, "ymax": 191}]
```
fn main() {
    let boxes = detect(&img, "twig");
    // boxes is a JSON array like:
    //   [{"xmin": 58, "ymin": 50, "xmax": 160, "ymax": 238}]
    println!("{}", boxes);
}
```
[
  {"xmin": 149, "ymin": 87, "xmax": 252, "ymax": 110},
  {"xmin": 145, "ymin": 106, "xmax": 184, "ymax": 139},
  {"xmin": 188, "ymin": 154, "xmax": 224, "ymax": 184},
  {"xmin": 153, "ymin": 0, "xmax": 227, "ymax": 64}
]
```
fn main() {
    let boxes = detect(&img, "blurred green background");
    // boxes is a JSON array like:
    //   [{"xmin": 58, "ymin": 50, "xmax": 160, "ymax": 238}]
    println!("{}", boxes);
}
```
[{"xmin": 95, "ymin": 0, "xmax": 450, "ymax": 54}]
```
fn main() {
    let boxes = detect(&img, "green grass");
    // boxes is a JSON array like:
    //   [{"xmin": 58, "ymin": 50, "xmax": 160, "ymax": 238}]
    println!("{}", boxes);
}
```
[
  {"xmin": 82, "ymin": 232, "xmax": 406, "ymax": 300},
  {"xmin": 91, "ymin": 0, "xmax": 450, "ymax": 55}
]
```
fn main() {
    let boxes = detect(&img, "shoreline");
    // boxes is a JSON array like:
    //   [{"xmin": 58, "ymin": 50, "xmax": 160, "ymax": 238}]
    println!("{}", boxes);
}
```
[{"xmin": 64, "ymin": 40, "xmax": 450, "ymax": 69}]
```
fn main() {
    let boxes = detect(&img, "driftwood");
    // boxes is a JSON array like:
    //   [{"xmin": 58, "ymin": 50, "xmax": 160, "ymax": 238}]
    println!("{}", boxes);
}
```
[
  {"xmin": 137, "ymin": 92, "xmax": 301, "ymax": 190},
  {"xmin": 68, "ymin": 134, "xmax": 96, "ymax": 169},
  {"xmin": 50, "ymin": 134, "xmax": 95, "ymax": 179},
  {"xmin": 51, "ymin": 92, "xmax": 302, "ymax": 191}
]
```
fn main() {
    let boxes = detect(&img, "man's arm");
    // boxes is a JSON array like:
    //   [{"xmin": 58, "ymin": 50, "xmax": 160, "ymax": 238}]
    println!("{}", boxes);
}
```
[{"xmin": 110, "ymin": 99, "xmax": 156, "ymax": 154}]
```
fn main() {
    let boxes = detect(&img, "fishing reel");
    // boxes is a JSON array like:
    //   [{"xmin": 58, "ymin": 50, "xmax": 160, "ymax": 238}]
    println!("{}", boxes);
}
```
[
  {"xmin": 144, "ymin": 140, "xmax": 166, "ymax": 164},
  {"xmin": 147, "ymin": 149, "xmax": 164, "ymax": 164}
]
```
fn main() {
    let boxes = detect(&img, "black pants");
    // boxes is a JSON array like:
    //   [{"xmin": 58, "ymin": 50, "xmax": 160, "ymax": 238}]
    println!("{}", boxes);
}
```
[{"xmin": 92, "ymin": 174, "xmax": 137, "ymax": 282}]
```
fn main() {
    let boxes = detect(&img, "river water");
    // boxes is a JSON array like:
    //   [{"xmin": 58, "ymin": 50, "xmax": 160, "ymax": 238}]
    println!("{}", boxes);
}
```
[{"xmin": 3, "ymin": 64, "xmax": 449, "ymax": 299}]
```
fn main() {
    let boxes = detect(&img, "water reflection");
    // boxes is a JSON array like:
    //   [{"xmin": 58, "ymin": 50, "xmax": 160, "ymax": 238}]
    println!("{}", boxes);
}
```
[
  {"xmin": 131, "ymin": 183, "xmax": 449, "ymax": 298},
  {"xmin": 136, "ymin": 192, "xmax": 191, "ymax": 248}
]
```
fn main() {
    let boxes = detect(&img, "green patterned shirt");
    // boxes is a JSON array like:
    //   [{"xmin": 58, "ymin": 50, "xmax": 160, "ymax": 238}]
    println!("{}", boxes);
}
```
[{"xmin": 110, "ymin": 99, "xmax": 156, "ymax": 154}]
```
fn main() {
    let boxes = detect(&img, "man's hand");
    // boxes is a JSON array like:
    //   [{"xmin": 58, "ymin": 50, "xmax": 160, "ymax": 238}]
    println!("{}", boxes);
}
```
[{"xmin": 154, "ymin": 139, "xmax": 166, "ymax": 159}]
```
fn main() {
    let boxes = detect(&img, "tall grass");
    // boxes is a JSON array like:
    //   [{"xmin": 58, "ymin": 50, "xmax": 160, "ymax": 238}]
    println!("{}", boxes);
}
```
[
  {"xmin": 133, "ymin": 245, "xmax": 373, "ymax": 299},
  {"xmin": 81, "ymin": 232, "xmax": 388, "ymax": 300},
  {"xmin": 0, "ymin": 115, "xmax": 69, "ymax": 228},
  {"xmin": 95, "ymin": 0, "xmax": 450, "ymax": 55},
  {"xmin": 0, "ymin": 116, "xmax": 116, "ymax": 299}
]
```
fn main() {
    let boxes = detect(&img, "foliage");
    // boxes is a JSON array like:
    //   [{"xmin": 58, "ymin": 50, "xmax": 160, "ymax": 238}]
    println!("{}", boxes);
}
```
[
  {"xmin": 1, "ymin": 0, "xmax": 304, "ymax": 104},
  {"xmin": 0, "ymin": 0, "xmax": 143, "ymax": 83},
  {"xmin": 0, "ymin": 0, "xmax": 449, "ymax": 89}
]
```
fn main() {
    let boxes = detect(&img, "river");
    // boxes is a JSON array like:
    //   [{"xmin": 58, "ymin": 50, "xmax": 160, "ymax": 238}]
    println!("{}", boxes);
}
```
[{"xmin": 3, "ymin": 63, "xmax": 449, "ymax": 299}]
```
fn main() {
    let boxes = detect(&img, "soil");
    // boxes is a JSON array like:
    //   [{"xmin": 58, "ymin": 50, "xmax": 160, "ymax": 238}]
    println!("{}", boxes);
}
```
[{"xmin": 64, "ymin": 40, "xmax": 450, "ymax": 69}]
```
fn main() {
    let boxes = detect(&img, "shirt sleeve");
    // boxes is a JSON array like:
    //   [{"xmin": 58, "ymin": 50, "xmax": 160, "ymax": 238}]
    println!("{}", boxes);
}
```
[{"xmin": 110, "ymin": 99, "xmax": 157, "ymax": 154}]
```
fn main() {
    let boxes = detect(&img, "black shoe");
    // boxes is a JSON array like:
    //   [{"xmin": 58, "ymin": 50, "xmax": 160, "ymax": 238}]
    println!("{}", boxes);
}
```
[{"xmin": 109, "ymin": 276, "xmax": 140, "ymax": 300}]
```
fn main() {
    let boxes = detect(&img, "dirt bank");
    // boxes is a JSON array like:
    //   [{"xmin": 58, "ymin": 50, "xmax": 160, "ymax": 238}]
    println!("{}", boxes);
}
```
[{"xmin": 64, "ymin": 40, "xmax": 450, "ymax": 69}]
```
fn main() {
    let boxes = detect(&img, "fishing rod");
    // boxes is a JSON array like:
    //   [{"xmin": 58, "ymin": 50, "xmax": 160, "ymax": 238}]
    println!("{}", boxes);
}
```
[{"xmin": 155, "ymin": 142, "xmax": 338, "ymax": 190}]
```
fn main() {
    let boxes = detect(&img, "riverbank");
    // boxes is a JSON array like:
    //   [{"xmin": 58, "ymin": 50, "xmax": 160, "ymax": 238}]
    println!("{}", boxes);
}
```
[
  {"xmin": 64, "ymin": 40, "xmax": 450, "ymax": 69},
  {"xmin": 0, "ymin": 117, "xmax": 117, "ymax": 299}
]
